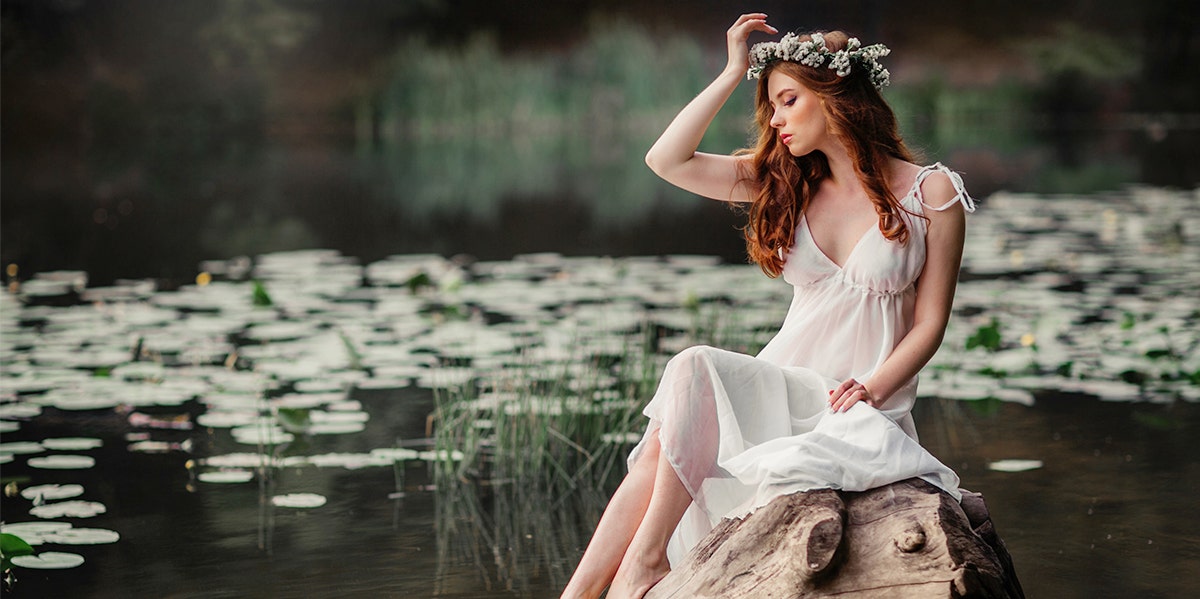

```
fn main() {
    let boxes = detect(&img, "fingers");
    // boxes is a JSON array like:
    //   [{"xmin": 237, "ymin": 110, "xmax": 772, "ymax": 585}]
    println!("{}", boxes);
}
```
[
  {"xmin": 734, "ymin": 13, "xmax": 769, "ymax": 25},
  {"xmin": 729, "ymin": 13, "xmax": 778, "ymax": 36},
  {"xmin": 829, "ymin": 390, "xmax": 862, "ymax": 412},
  {"xmin": 827, "ymin": 379, "xmax": 873, "ymax": 412},
  {"xmin": 725, "ymin": 13, "xmax": 777, "ymax": 73}
]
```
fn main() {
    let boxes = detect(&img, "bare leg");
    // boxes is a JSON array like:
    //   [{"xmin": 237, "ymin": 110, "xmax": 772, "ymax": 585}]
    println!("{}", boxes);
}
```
[
  {"xmin": 565, "ymin": 348, "xmax": 718, "ymax": 598},
  {"xmin": 607, "ymin": 446, "xmax": 693, "ymax": 599},
  {"xmin": 560, "ymin": 433, "xmax": 664, "ymax": 599}
]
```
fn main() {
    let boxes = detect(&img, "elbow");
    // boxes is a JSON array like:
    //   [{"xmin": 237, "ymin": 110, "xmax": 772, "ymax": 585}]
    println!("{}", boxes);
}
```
[{"xmin": 644, "ymin": 148, "xmax": 665, "ymax": 177}]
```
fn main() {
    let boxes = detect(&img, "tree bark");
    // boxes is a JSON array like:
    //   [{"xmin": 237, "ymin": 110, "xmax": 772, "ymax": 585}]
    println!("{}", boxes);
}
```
[{"xmin": 644, "ymin": 478, "xmax": 1024, "ymax": 599}]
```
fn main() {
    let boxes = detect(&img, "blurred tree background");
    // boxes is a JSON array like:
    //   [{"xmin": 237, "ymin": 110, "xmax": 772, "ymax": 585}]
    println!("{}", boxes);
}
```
[{"xmin": 2, "ymin": 0, "xmax": 1197, "ymax": 285}]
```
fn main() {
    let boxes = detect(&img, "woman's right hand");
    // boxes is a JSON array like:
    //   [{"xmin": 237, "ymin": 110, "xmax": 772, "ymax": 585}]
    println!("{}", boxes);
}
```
[
  {"xmin": 726, "ymin": 13, "xmax": 778, "ymax": 75},
  {"xmin": 644, "ymin": 13, "xmax": 775, "ymax": 203}
]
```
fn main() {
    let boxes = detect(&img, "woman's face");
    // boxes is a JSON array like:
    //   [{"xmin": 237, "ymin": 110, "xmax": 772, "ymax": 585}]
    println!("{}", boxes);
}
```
[{"xmin": 766, "ymin": 71, "xmax": 828, "ymax": 157}]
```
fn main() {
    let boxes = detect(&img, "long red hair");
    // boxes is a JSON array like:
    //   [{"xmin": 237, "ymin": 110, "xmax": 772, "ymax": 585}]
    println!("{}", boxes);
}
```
[{"xmin": 739, "ymin": 31, "xmax": 916, "ymax": 277}]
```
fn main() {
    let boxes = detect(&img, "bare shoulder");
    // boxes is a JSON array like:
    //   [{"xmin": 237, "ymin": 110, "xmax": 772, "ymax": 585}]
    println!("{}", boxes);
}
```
[{"xmin": 919, "ymin": 170, "xmax": 961, "ymax": 215}]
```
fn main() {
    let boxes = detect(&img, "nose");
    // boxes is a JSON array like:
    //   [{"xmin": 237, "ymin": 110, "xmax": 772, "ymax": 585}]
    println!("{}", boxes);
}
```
[{"xmin": 770, "ymin": 109, "xmax": 784, "ymax": 128}]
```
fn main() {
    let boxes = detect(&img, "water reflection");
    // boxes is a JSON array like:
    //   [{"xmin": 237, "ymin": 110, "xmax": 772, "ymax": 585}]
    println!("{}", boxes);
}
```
[
  {"xmin": 2, "ymin": 5, "xmax": 1198, "ymax": 597},
  {"xmin": 1, "ymin": 202, "xmax": 1196, "ymax": 597},
  {"xmin": 4, "ymin": 16, "xmax": 1196, "ymax": 285}
]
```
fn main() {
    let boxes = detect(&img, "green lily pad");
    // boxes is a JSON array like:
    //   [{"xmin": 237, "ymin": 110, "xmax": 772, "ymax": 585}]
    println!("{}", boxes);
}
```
[
  {"xmin": 27, "ymin": 455, "xmax": 95, "ymax": 469},
  {"xmin": 29, "ymin": 500, "xmax": 107, "ymax": 519},
  {"xmin": 11, "ymin": 551, "xmax": 85, "ymax": 569},
  {"xmin": 20, "ymin": 484, "xmax": 85, "ymax": 502},
  {"xmin": 198, "ymin": 470, "xmax": 254, "ymax": 484},
  {"xmin": 988, "ymin": 459, "xmax": 1044, "ymax": 473},
  {"xmin": 42, "ymin": 528, "xmax": 120, "ymax": 545},
  {"xmin": 40, "ymin": 438, "xmax": 103, "ymax": 451},
  {"xmin": 270, "ymin": 493, "xmax": 326, "ymax": 508}
]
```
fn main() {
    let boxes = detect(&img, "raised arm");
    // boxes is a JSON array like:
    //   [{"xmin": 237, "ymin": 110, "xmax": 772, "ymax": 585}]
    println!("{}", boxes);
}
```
[{"xmin": 644, "ymin": 13, "xmax": 776, "ymax": 203}]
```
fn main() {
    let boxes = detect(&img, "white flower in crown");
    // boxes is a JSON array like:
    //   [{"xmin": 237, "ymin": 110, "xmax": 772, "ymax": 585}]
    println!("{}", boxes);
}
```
[
  {"xmin": 829, "ymin": 51, "xmax": 852, "ymax": 77},
  {"xmin": 747, "ymin": 31, "xmax": 892, "ymax": 90}
]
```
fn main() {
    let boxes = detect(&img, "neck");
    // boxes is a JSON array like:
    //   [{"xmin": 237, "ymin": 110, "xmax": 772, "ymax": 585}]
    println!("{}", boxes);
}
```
[{"xmin": 816, "ymin": 140, "xmax": 859, "ymax": 195}]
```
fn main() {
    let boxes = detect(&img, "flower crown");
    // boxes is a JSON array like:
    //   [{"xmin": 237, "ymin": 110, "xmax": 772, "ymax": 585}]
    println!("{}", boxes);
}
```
[{"xmin": 747, "ymin": 32, "xmax": 891, "ymax": 89}]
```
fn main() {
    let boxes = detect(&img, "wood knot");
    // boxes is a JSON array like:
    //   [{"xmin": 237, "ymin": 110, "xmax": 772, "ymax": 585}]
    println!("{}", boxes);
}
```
[{"xmin": 894, "ymin": 525, "xmax": 927, "ymax": 553}]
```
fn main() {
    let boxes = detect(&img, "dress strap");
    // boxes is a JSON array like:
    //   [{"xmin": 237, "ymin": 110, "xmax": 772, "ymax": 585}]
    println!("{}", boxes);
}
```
[{"xmin": 911, "ymin": 162, "xmax": 976, "ymax": 213}]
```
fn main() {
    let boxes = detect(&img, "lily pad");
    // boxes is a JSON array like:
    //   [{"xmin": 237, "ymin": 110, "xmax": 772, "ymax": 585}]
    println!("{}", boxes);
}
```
[
  {"xmin": 198, "ymin": 470, "xmax": 254, "ymax": 484},
  {"xmin": 128, "ymin": 440, "xmax": 190, "ymax": 453},
  {"xmin": 418, "ymin": 449, "xmax": 466, "ymax": 462},
  {"xmin": 196, "ymin": 411, "xmax": 260, "ymax": 428},
  {"xmin": 369, "ymin": 447, "xmax": 420, "ymax": 462},
  {"xmin": 41, "ymin": 437, "xmax": 103, "ymax": 451},
  {"xmin": 988, "ymin": 459, "xmax": 1044, "ymax": 473},
  {"xmin": 601, "ymin": 432, "xmax": 643, "ymax": 445},
  {"xmin": 0, "ymin": 441, "xmax": 44, "ymax": 455},
  {"xmin": 270, "ymin": 493, "xmax": 327, "ymax": 508},
  {"xmin": 203, "ymin": 453, "xmax": 271, "ymax": 468},
  {"xmin": 307, "ymin": 452, "xmax": 389, "ymax": 469},
  {"xmin": 229, "ymin": 426, "xmax": 295, "ymax": 446},
  {"xmin": 29, "ymin": 500, "xmax": 107, "ymax": 519},
  {"xmin": 0, "ymin": 522, "xmax": 73, "ymax": 542},
  {"xmin": 11, "ymin": 551, "xmax": 86, "ymax": 569},
  {"xmin": 27, "ymin": 455, "xmax": 95, "ymax": 469},
  {"xmin": 0, "ymin": 404, "xmax": 41, "ymax": 419},
  {"xmin": 308, "ymin": 421, "xmax": 367, "ymax": 435},
  {"xmin": 42, "ymin": 528, "xmax": 121, "ymax": 545},
  {"xmin": 21, "ymin": 484, "xmax": 85, "ymax": 502}
]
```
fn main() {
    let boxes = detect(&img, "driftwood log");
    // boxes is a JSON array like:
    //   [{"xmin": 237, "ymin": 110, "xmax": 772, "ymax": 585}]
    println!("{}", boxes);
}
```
[{"xmin": 644, "ymin": 478, "xmax": 1023, "ymax": 599}]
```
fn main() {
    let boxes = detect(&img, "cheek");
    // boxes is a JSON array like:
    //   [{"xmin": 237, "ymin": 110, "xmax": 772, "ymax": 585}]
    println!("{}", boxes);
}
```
[{"xmin": 798, "ymin": 106, "xmax": 824, "ymax": 132}]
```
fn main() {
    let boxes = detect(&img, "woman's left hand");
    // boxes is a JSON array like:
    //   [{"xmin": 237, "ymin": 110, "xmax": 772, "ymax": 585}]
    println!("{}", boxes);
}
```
[{"xmin": 828, "ymin": 378, "xmax": 877, "ymax": 412}]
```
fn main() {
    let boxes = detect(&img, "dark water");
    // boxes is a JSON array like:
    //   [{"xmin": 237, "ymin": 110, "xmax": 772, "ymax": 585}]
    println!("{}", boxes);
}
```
[
  {"xmin": 3, "ymin": 388, "xmax": 1197, "ymax": 598},
  {"xmin": 3, "ymin": 137, "xmax": 1199, "ymax": 597},
  {"xmin": 917, "ymin": 397, "xmax": 1200, "ymax": 599},
  {"xmin": 4, "ymin": 121, "xmax": 1195, "ymax": 290},
  {"xmin": 3, "ymin": 5, "xmax": 1198, "ymax": 596}
]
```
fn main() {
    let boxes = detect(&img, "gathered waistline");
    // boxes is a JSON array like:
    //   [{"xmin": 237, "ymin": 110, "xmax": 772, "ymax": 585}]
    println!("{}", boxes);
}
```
[{"xmin": 794, "ymin": 273, "xmax": 915, "ymax": 297}]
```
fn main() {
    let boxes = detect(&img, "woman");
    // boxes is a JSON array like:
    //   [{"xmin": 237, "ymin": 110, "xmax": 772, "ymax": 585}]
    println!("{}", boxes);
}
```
[{"xmin": 562, "ymin": 13, "xmax": 973, "ymax": 599}]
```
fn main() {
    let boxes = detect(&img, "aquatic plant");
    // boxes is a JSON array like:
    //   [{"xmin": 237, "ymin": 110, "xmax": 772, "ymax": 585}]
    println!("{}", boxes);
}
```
[
  {"xmin": 430, "ymin": 332, "xmax": 658, "ymax": 591},
  {"xmin": 1, "ymin": 533, "xmax": 34, "ymax": 578}
]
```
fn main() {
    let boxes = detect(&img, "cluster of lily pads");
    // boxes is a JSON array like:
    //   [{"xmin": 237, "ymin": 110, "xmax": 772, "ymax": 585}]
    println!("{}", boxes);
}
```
[
  {"xmin": 927, "ymin": 186, "xmax": 1199, "ymax": 406},
  {"xmin": 0, "ymin": 184, "xmax": 1196, "ymax": 587},
  {"xmin": 1, "ymin": 448, "xmax": 118, "ymax": 574}
]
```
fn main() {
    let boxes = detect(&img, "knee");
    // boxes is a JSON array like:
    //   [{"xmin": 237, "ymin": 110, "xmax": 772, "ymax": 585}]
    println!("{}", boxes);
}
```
[
  {"xmin": 630, "ymin": 428, "xmax": 662, "ymax": 471},
  {"xmin": 670, "ymin": 345, "xmax": 719, "ymax": 368}
]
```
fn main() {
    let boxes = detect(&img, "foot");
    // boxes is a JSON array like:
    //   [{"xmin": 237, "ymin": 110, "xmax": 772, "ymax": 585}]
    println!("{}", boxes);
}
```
[{"xmin": 607, "ymin": 550, "xmax": 670, "ymax": 599}]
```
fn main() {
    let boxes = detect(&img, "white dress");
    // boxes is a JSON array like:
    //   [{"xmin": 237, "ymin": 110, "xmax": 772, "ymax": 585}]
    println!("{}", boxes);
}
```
[{"xmin": 628, "ymin": 163, "xmax": 976, "ymax": 566}]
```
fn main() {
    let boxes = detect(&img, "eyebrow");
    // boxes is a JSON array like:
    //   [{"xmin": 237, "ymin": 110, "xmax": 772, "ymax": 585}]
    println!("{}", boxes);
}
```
[{"xmin": 772, "ymin": 88, "xmax": 796, "ymax": 101}]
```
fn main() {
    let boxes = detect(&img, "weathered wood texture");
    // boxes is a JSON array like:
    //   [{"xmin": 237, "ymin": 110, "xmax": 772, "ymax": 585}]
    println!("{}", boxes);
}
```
[{"xmin": 644, "ymin": 479, "xmax": 1024, "ymax": 599}]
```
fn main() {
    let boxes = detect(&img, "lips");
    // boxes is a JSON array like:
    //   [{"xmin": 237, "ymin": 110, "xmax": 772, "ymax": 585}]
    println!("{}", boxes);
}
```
[{"xmin": 780, "ymin": 134, "xmax": 793, "ymax": 145}]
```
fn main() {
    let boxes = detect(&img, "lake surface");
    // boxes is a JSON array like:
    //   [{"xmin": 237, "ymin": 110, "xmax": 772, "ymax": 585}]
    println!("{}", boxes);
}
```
[{"xmin": 2, "ymin": 185, "xmax": 1198, "ymax": 598}]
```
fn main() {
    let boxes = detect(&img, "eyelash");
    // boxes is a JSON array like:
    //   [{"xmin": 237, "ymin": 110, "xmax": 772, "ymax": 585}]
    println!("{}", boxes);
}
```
[{"xmin": 784, "ymin": 98, "xmax": 796, "ymax": 107}]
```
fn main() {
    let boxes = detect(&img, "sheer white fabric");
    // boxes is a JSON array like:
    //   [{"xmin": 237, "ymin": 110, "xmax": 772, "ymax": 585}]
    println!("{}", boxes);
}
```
[{"xmin": 627, "ymin": 163, "xmax": 975, "ymax": 565}]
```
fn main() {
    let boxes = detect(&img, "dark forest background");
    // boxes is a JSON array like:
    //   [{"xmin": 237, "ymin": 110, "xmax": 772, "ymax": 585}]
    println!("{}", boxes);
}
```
[{"xmin": 3, "ymin": 0, "xmax": 1197, "ymax": 285}]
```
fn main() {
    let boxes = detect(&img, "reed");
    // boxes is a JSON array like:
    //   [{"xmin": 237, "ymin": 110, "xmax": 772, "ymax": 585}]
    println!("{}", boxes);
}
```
[{"xmin": 428, "ymin": 302, "xmax": 774, "ymax": 591}]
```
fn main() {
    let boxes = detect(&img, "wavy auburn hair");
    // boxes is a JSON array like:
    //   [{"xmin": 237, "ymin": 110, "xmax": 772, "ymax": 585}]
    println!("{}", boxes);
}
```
[{"xmin": 739, "ymin": 31, "xmax": 917, "ymax": 277}]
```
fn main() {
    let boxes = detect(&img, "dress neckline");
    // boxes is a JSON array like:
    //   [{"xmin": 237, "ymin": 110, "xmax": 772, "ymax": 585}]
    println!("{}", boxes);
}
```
[
  {"xmin": 798, "ymin": 165, "xmax": 932, "ymax": 270},
  {"xmin": 799, "ymin": 216, "xmax": 876, "ymax": 271}
]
